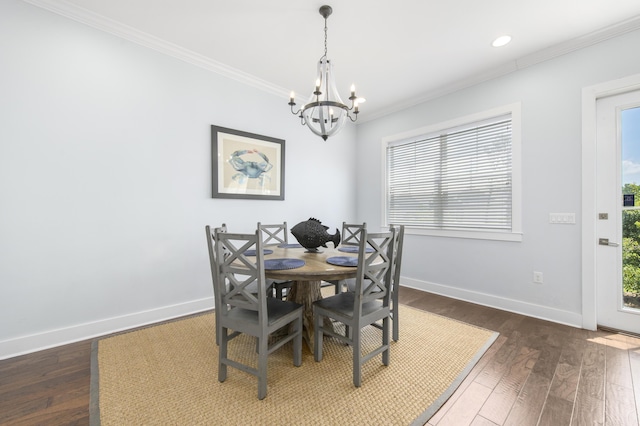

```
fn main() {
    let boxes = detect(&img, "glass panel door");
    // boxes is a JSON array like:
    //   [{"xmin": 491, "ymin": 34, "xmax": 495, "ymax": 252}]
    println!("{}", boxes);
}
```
[
  {"xmin": 596, "ymin": 89, "xmax": 640, "ymax": 334},
  {"xmin": 622, "ymin": 106, "xmax": 640, "ymax": 312}
]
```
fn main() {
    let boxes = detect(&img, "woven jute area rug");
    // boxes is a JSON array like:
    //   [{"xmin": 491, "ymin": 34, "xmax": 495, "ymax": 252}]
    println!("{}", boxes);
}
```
[{"xmin": 90, "ymin": 305, "xmax": 498, "ymax": 425}]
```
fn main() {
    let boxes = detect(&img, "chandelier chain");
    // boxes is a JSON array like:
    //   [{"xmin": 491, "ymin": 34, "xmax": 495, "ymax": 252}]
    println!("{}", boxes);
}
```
[{"xmin": 323, "ymin": 17, "xmax": 328, "ymax": 59}]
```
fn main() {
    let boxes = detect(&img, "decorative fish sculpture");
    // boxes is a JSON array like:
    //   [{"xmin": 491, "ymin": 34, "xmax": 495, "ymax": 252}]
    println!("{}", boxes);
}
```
[{"xmin": 291, "ymin": 218, "xmax": 341, "ymax": 252}]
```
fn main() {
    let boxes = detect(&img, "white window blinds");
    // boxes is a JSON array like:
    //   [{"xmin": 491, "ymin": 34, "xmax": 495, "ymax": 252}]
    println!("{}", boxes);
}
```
[{"xmin": 386, "ymin": 115, "xmax": 513, "ymax": 231}]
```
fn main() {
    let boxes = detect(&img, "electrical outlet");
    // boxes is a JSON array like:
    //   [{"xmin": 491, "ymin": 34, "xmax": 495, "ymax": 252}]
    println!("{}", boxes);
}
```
[{"xmin": 533, "ymin": 271, "xmax": 543, "ymax": 284}]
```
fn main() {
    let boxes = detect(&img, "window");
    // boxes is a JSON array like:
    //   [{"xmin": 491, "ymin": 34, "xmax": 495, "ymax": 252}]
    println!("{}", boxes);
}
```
[{"xmin": 384, "ymin": 104, "xmax": 521, "ymax": 241}]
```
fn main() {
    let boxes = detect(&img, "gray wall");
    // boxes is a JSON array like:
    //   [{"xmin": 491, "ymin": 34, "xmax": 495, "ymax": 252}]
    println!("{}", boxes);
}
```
[
  {"xmin": 355, "ymin": 28, "xmax": 640, "ymax": 327},
  {"xmin": 0, "ymin": 0, "xmax": 356, "ymax": 358}
]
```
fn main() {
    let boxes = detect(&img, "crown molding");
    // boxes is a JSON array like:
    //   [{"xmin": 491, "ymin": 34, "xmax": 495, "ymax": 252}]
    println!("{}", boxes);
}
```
[
  {"xmin": 516, "ymin": 14, "xmax": 640, "ymax": 69},
  {"xmin": 362, "ymin": 62, "xmax": 521, "ymax": 123},
  {"xmin": 362, "ymin": 14, "xmax": 640, "ymax": 123},
  {"xmin": 21, "ymin": 0, "xmax": 291, "ymax": 99},
  {"xmin": 20, "ymin": 0, "xmax": 640, "ymax": 123}
]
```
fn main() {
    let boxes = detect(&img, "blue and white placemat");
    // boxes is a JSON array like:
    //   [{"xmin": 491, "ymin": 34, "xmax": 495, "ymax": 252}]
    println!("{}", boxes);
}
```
[
  {"xmin": 264, "ymin": 258, "xmax": 306, "ymax": 270},
  {"xmin": 326, "ymin": 256, "xmax": 358, "ymax": 267}
]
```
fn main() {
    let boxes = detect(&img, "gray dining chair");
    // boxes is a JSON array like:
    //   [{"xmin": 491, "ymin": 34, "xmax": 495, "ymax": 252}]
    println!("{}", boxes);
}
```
[
  {"xmin": 323, "ymin": 222, "xmax": 366, "ymax": 293},
  {"xmin": 212, "ymin": 227, "xmax": 303, "ymax": 400},
  {"xmin": 344, "ymin": 224, "xmax": 404, "ymax": 341},
  {"xmin": 312, "ymin": 224, "xmax": 396, "ymax": 387},
  {"xmin": 206, "ymin": 223, "xmax": 267, "ymax": 345},
  {"xmin": 258, "ymin": 222, "xmax": 294, "ymax": 299}
]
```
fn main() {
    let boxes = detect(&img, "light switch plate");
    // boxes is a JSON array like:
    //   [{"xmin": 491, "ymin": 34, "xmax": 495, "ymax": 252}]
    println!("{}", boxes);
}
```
[{"xmin": 549, "ymin": 213, "xmax": 576, "ymax": 224}]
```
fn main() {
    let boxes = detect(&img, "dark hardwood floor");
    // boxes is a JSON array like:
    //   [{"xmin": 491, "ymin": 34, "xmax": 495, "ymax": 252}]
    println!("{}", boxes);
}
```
[{"xmin": 1, "ymin": 287, "xmax": 639, "ymax": 425}]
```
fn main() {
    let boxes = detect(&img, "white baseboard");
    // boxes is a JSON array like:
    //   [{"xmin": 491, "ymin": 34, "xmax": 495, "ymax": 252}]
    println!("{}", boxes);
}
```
[
  {"xmin": 0, "ymin": 297, "xmax": 214, "ymax": 360},
  {"xmin": 1, "ymin": 279, "xmax": 585, "ymax": 360},
  {"xmin": 402, "ymin": 277, "xmax": 583, "ymax": 329}
]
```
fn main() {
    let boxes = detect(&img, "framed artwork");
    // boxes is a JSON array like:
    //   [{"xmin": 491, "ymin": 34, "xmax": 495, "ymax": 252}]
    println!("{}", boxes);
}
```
[{"xmin": 211, "ymin": 126, "xmax": 285, "ymax": 200}]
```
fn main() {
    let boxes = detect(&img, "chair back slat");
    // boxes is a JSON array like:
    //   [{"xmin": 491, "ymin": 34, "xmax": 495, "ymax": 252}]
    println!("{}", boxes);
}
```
[{"xmin": 257, "ymin": 222, "xmax": 288, "ymax": 245}]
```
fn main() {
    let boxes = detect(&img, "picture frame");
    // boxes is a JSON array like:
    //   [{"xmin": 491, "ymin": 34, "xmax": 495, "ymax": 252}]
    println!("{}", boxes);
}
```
[{"xmin": 211, "ymin": 125, "xmax": 285, "ymax": 200}]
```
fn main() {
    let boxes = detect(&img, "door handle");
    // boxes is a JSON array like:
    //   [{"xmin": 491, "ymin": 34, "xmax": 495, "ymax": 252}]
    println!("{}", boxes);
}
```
[{"xmin": 599, "ymin": 238, "xmax": 620, "ymax": 247}]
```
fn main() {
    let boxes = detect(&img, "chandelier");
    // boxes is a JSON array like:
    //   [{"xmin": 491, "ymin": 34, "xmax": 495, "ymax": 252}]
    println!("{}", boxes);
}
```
[{"xmin": 288, "ymin": 5, "xmax": 361, "ymax": 141}]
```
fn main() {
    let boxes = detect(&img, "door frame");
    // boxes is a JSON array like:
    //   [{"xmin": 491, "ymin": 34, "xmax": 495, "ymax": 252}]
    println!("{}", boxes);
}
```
[{"xmin": 582, "ymin": 72, "xmax": 640, "ymax": 330}]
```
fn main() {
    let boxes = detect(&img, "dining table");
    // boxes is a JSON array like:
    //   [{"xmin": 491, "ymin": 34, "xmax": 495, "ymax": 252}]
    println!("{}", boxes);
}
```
[{"xmin": 262, "ymin": 244, "xmax": 361, "ymax": 349}]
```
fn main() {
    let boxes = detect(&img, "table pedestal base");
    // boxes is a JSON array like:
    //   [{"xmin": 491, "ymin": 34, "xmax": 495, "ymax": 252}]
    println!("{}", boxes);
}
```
[{"xmin": 286, "ymin": 280, "xmax": 334, "ymax": 351}]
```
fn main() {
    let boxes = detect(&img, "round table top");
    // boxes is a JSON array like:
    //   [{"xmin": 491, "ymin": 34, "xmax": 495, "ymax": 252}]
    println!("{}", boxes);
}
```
[{"xmin": 263, "ymin": 245, "xmax": 358, "ymax": 281}]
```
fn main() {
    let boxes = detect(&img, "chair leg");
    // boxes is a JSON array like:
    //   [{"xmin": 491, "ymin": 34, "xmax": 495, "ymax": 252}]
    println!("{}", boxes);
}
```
[
  {"xmin": 257, "ymin": 335, "xmax": 268, "ymax": 400},
  {"xmin": 392, "ymin": 307, "xmax": 399, "ymax": 342},
  {"xmin": 352, "ymin": 327, "xmax": 362, "ymax": 387},
  {"xmin": 214, "ymin": 303, "xmax": 221, "ymax": 346},
  {"xmin": 218, "ymin": 327, "xmax": 228, "ymax": 382},
  {"xmin": 382, "ymin": 317, "xmax": 390, "ymax": 366},
  {"xmin": 293, "ymin": 315, "xmax": 302, "ymax": 367},
  {"xmin": 314, "ymin": 311, "xmax": 323, "ymax": 362}
]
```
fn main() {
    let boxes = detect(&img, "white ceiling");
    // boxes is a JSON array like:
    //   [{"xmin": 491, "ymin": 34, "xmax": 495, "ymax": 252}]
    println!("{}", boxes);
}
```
[{"xmin": 25, "ymin": 0, "xmax": 640, "ymax": 120}]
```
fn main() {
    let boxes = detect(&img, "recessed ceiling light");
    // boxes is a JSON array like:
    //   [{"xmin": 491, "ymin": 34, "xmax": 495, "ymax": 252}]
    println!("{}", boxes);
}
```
[{"xmin": 492, "ymin": 35, "xmax": 512, "ymax": 48}]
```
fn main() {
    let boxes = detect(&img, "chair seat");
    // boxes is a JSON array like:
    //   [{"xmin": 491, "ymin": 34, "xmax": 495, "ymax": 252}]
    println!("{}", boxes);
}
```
[
  {"xmin": 226, "ymin": 298, "xmax": 303, "ymax": 327},
  {"xmin": 314, "ymin": 292, "xmax": 386, "ymax": 320}
]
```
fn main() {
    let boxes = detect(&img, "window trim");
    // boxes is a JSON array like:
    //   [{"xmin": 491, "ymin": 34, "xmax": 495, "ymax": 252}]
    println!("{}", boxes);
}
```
[{"xmin": 381, "ymin": 103, "xmax": 522, "ymax": 242}]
